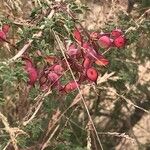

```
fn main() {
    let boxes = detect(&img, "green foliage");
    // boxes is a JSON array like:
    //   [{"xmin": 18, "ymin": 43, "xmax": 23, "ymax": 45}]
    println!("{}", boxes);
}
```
[
  {"xmin": 0, "ymin": 60, "xmax": 27, "ymax": 85},
  {"xmin": 0, "ymin": 60, "xmax": 27, "ymax": 105}
]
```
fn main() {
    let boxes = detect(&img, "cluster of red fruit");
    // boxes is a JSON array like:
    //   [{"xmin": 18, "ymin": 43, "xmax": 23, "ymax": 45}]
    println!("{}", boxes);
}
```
[
  {"xmin": 23, "ymin": 28, "xmax": 126, "ymax": 93},
  {"xmin": 96, "ymin": 29, "xmax": 126, "ymax": 49}
]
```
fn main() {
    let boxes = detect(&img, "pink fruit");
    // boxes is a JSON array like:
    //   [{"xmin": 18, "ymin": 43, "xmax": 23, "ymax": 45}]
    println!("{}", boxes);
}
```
[
  {"xmin": 27, "ymin": 67, "xmax": 38, "ymax": 85},
  {"xmin": 48, "ymin": 72, "xmax": 59, "ymax": 83},
  {"xmin": 111, "ymin": 29, "xmax": 123, "ymax": 38},
  {"xmin": 64, "ymin": 81, "xmax": 79, "ymax": 93},
  {"xmin": 114, "ymin": 36, "xmax": 126, "ymax": 48},
  {"xmin": 23, "ymin": 57, "xmax": 38, "ymax": 85},
  {"xmin": 2, "ymin": 24, "xmax": 10, "ymax": 34},
  {"xmin": 67, "ymin": 44, "xmax": 78, "ymax": 57},
  {"xmin": 0, "ymin": 31, "xmax": 6, "ymax": 41},
  {"xmin": 83, "ymin": 57, "xmax": 92, "ymax": 69},
  {"xmin": 86, "ymin": 67, "xmax": 98, "ymax": 83},
  {"xmin": 53, "ymin": 64, "xmax": 64, "ymax": 75},
  {"xmin": 73, "ymin": 28, "xmax": 82, "ymax": 44},
  {"xmin": 83, "ymin": 42, "xmax": 97, "ymax": 59},
  {"xmin": 48, "ymin": 71, "xmax": 62, "ymax": 89},
  {"xmin": 98, "ymin": 36, "xmax": 112, "ymax": 49}
]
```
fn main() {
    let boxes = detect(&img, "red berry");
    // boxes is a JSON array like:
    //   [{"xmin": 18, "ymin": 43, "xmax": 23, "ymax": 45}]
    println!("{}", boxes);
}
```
[
  {"xmin": 86, "ymin": 68, "xmax": 98, "ymax": 83},
  {"xmin": 73, "ymin": 28, "xmax": 82, "ymax": 44},
  {"xmin": 114, "ymin": 36, "xmax": 126, "ymax": 48},
  {"xmin": 48, "ymin": 72, "xmax": 59, "ymax": 83},
  {"xmin": 111, "ymin": 29, "xmax": 123, "ymax": 38},
  {"xmin": 53, "ymin": 64, "xmax": 64, "ymax": 75},
  {"xmin": 83, "ymin": 57, "xmax": 92, "ymax": 69},
  {"xmin": 0, "ymin": 31, "xmax": 6, "ymax": 41},
  {"xmin": 2, "ymin": 24, "xmax": 10, "ymax": 34},
  {"xmin": 23, "ymin": 57, "xmax": 38, "ymax": 85},
  {"xmin": 98, "ymin": 36, "xmax": 112, "ymax": 49},
  {"xmin": 27, "ymin": 67, "xmax": 38, "ymax": 85},
  {"xmin": 83, "ymin": 42, "xmax": 97, "ymax": 59},
  {"xmin": 48, "ymin": 71, "xmax": 62, "ymax": 89},
  {"xmin": 67, "ymin": 44, "xmax": 78, "ymax": 57},
  {"xmin": 64, "ymin": 81, "xmax": 79, "ymax": 93}
]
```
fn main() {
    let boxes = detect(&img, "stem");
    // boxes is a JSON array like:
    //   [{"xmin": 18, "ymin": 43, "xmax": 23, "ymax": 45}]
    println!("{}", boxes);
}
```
[{"xmin": 54, "ymin": 31, "xmax": 104, "ymax": 150}]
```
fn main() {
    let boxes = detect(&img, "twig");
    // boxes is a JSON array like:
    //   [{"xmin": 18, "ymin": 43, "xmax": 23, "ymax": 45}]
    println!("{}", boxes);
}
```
[
  {"xmin": 111, "ymin": 90, "xmax": 150, "ymax": 114},
  {"xmin": 22, "ymin": 100, "xmax": 43, "ymax": 126},
  {"xmin": 22, "ymin": 90, "xmax": 52, "ymax": 126},
  {"xmin": 41, "ymin": 125, "xmax": 59, "ymax": 150},
  {"xmin": 9, "ymin": 31, "xmax": 42, "ymax": 62},
  {"xmin": 98, "ymin": 132, "xmax": 135, "ymax": 142}
]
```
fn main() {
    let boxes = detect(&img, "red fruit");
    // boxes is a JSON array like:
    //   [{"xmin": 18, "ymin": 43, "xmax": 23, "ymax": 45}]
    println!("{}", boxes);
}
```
[
  {"xmin": 111, "ymin": 29, "xmax": 123, "ymax": 38},
  {"xmin": 0, "ymin": 31, "xmax": 6, "ymax": 41},
  {"xmin": 67, "ymin": 44, "xmax": 78, "ymax": 57},
  {"xmin": 23, "ymin": 57, "xmax": 38, "ymax": 85},
  {"xmin": 86, "ymin": 68, "xmax": 98, "ymax": 83},
  {"xmin": 48, "ymin": 72, "xmax": 59, "ymax": 83},
  {"xmin": 98, "ymin": 36, "xmax": 112, "ymax": 49},
  {"xmin": 27, "ymin": 67, "xmax": 38, "ymax": 85},
  {"xmin": 48, "ymin": 71, "xmax": 62, "ymax": 90},
  {"xmin": 2, "ymin": 24, "xmax": 10, "ymax": 34},
  {"xmin": 53, "ymin": 64, "xmax": 64, "ymax": 75},
  {"xmin": 64, "ymin": 81, "xmax": 79, "ymax": 93},
  {"xmin": 83, "ymin": 57, "xmax": 92, "ymax": 69},
  {"xmin": 73, "ymin": 28, "xmax": 82, "ymax": 44},
  {"xmin": 83, "ymin": 42, "xmax": 97, "ymax": 59},
  {"xmin": 114, "ymin": 36, "xmax": 126, "ymax": 48},
  {"xmin": 83, "ymin": 42, "xmax": 90, "ymax": 49}
]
